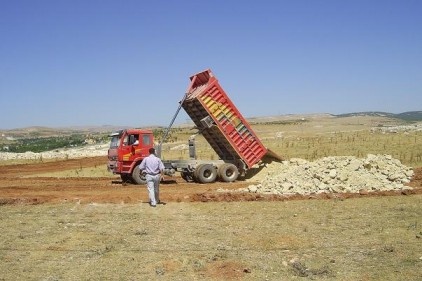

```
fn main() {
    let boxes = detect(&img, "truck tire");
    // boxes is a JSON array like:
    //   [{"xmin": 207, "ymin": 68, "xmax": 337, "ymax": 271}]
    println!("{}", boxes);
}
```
[
  {"xmin": 218, "ymin": 163, "xmax": 239, "ymax": 182},
  {"xmin": 131, "ymin": 165, "xmax": 146, "ymax": 185},
  {"xmin": 120, "ymin": 174, "xmax": 132, "ymax": 183},
  {"xmin": 195, "ymin": 164, "xmax": 217, "ymax": 183},
  {"xmin": 181, "ymin": 171, "xmax": 194, "ymax": 182},
  {"xmin": 193, "ymin": 164, "xmax": 204, "ymax": 182}
]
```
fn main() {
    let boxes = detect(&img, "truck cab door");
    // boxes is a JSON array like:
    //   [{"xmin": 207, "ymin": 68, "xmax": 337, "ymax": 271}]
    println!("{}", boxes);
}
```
[
  {"xmin": 138, "ymin": 133, "xmax": 153, "ymax": 157},
  {"xmin": 127, "ymin": 133, "xmax": 152, "ymax": 157},
  {"xmin": 119, "ymin": 133, "xmax": 134, "ymax": 161}
]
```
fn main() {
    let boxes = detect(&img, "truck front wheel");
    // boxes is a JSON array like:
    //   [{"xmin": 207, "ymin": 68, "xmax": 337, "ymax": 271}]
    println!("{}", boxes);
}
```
[
  {"xmin": 131, "ymin": 165, "xmax": 146, "ymax": 184},
  {"xmin": 181, "ymin": 171, "xmax": 194, "ymax": 182},
  {"xmin": 120, "ymin": 174, "xmax": 132, "ymax": 183}
]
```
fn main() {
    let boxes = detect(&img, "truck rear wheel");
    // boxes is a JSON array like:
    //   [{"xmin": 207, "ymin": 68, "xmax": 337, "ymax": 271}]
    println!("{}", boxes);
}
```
[
  {"xmin": 193, "ymin": 164, "xmax": 204, "ymax": 182},
  {"xmin": 218, "ymin": 163, "xmax": 239, "ymax": 182},
  {"xmin": 195, "ymin": 164, "xmax": 217, "ymax": 183},
  {"xmin": 131, "ymin": 165, "xmax": 146, "ymax": 184}
]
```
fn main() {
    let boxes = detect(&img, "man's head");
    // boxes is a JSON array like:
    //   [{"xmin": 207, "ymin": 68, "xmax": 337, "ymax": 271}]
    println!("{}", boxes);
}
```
[{"xmin": 149, "ymin": 147, "xmax": 156, "ymax": 155}]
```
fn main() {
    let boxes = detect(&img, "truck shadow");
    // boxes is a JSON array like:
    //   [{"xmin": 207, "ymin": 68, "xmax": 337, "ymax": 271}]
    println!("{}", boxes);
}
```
[
  {"xmin": 111, "ymin": 179, "xmax": 178, "ymax": 185},
  {"xmin": 161, "ymin": 179, "xmax": 178, "ymax": 184}
]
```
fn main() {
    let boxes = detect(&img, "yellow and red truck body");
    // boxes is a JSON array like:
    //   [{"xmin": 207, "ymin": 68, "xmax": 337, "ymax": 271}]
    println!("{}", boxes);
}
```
[
  {"xmin": 182, "ymin": 69, "xmax": 267, "ymax": 169},
  {"xmin": 108, "ymin": 69, "xmax": 280, "ymax": 184}
]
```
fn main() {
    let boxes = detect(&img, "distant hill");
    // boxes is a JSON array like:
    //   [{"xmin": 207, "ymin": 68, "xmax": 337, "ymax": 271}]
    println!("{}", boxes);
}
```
[
  {"xmin": 1, "ymin": 111, "xmax": 421, "ymax": 137},
  {"xmin": 334, "ymin": 111, "xmax": 422, "ymax": 122},
  {"xmin": 395, "ymin": 111, "xmax": 422, "ymax": 121}
]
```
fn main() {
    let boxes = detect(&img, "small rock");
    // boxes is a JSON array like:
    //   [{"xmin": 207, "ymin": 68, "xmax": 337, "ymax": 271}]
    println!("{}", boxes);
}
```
[{"xmin": 248, "ymin": 185, "xmax": 258, "ymax": 193}]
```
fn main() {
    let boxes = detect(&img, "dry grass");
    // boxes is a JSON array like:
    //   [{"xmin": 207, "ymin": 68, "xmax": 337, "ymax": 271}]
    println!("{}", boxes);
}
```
[
  {"xmin": 162, "ymin": 115, "xmax": 422, "ymax": 167},
  {"xmin": 1, "ymin": 197, "xmax": 421, "ymax": 280},
  {"xmin": 265, "ymin": 130, "xmax": 422, "ymax": 166}
]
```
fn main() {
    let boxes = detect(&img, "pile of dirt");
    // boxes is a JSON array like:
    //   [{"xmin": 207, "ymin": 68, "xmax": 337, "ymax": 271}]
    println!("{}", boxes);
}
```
[{"xmin": 243, "ymin": 154, "xmax": 414, "ymax": 195}]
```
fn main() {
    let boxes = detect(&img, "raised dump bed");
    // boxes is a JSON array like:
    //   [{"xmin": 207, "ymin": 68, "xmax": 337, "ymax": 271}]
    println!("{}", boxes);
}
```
[{"xmin": 182, "ymin": 69, "xmax": 269, "ymax": 170}]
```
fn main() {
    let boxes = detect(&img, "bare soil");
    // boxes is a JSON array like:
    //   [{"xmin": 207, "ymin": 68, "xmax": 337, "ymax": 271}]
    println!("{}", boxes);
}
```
[
  {"xmin": 1, "ymin": 156, "xmax": 421, "ymax": 205},
  {"xmin": 1, "ymin": 156, "xmax": 421, "ymax": 280}
]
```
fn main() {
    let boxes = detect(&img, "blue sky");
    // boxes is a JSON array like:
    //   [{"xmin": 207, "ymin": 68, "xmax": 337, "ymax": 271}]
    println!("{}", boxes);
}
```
[{"xmin": 1, "ymin": 0, "xmax": 421, "ymax": 129}]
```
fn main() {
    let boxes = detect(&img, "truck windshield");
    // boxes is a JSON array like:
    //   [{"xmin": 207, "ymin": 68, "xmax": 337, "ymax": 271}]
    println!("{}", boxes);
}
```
[{"xmin": 109, "ymin": 135, "xmax": 120, "ymax": 148}]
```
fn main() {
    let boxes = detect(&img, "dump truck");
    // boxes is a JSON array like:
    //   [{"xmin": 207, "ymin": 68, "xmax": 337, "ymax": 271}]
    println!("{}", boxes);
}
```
[{"xmin": 107, "ymin": 69, "xmax": 281, "ymax": 184}]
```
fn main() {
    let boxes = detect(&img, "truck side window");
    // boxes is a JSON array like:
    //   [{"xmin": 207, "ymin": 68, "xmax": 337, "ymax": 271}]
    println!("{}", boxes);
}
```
[
  {"xmin": 133, "ymin": 135, "xmax": 139, "ymax": 145},
  {"xmin": 143, "ymin": 134, "xmax": 151, "ymax": 145},
  {"xmin": 128, "ymin": 134, "xmax": 139, "ymax": 145}
]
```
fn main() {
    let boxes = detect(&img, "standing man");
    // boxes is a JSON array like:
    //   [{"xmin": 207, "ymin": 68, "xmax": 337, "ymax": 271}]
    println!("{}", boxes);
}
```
[{"xmin": 139, "ymin": 147, "xmax": 165, "ymax": 207}]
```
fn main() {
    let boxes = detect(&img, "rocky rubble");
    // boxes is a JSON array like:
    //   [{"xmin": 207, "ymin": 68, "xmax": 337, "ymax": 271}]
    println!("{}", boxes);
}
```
[
  {"xmin": 371, "ymin": 123, "xmax": 422, "ymax": 133},
  {"xmin": 243, "ymin": 154, "xmax": 414, "ymax": 195},
  {"xmin": 0, "ymin": 144, "xmax": 109, "ymax": 161}
]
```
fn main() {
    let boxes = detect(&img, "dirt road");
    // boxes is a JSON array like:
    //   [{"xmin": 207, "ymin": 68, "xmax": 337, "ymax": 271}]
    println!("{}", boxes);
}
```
[{"xmin": 0, "ymin": 156, "xmax": 421, "ymax": 205}]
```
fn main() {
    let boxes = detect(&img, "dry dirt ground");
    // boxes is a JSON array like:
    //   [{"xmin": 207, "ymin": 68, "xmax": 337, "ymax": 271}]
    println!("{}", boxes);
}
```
[
  {"xmin": 0, "ymin": 156, "xmax": 421, "ymax": 205},
  {"xmin": 1, "ymin": 157, "xmax": 422, "ymax": 280}
]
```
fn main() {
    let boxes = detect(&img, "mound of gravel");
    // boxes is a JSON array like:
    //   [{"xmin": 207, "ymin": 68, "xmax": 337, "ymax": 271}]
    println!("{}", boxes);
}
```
[{"xmin": 244, "ymin": 154, "xmax": 414, "ymax": 195}]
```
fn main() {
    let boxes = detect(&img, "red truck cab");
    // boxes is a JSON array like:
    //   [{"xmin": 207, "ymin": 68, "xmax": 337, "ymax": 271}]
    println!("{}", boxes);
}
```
[{"xmin": 107, "ymin": 129, "xmax": 154, "ymax": 184}]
